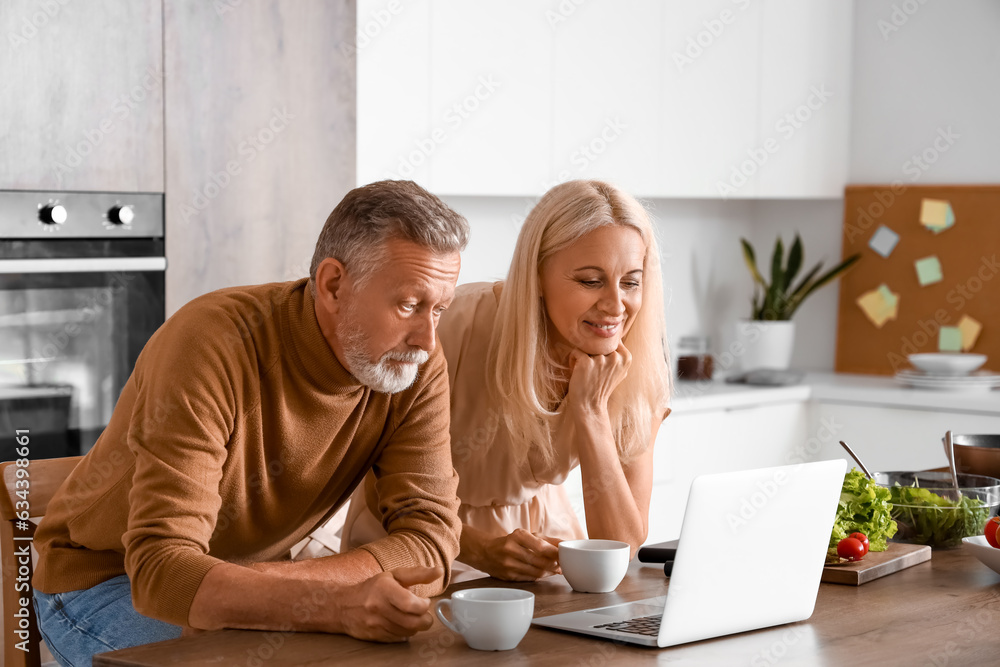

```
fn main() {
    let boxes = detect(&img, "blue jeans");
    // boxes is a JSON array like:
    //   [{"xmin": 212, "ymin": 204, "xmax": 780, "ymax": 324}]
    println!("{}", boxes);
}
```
[{"xmin": 33, "ymin": 575, "xmax": 182, "ymax": 667}]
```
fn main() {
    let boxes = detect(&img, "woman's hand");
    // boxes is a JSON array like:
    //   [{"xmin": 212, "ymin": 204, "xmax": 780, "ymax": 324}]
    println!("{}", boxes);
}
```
[
  {"xmin": 467, "ymin": 528, "xmax": 562, "ymax": 581},
  {"xmin": 565, "ymin": 341, "xmax": 632, "ymax": 415}
]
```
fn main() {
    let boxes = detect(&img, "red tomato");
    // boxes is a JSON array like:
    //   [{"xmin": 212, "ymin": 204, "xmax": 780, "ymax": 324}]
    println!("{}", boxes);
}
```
[
  {"xmin": 984, "ymin": 516, "xmax": 1000, "ymax": 549},
  {"xmin": 849, "ymin": 532, "xmax": 870, "ymax": 556},
  {"xmin": 837, "ymin": 537, "xmax": 866, "ymax": 562}
]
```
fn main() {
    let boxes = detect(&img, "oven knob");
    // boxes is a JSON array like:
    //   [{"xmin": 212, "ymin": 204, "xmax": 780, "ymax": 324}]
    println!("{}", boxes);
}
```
[
  {"xmin": 108, "ymin": 205, "xmax": 135, "ymax": 225},
  {"xmin": 38, "ymin": 204, "xmax": 67, "ymax": 225}
]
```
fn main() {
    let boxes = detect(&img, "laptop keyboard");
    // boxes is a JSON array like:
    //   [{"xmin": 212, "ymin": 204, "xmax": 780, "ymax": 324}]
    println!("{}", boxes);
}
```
[{"xmin": 593, "ymin": 614, "xmax": 662, "ymax": 637}]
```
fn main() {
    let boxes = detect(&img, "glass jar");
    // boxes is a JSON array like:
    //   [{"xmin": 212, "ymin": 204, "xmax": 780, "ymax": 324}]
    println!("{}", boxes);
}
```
[{"xmin": 676, "ymin": 335, "xmax": 714, "ymax": 381}]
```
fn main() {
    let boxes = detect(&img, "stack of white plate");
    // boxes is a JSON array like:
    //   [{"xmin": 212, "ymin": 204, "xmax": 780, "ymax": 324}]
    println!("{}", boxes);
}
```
[{"xmin": 895, "ymin": 353, "xmax": 999, "ymax": 392}]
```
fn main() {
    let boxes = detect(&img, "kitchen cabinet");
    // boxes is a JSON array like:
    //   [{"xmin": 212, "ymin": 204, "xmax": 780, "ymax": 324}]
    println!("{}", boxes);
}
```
[
  {"xmin": 562, "ymin": 400, "xmax": 809, "ymax": 544},
  {"xmin": 551, "ymin": 0, "xmax": 661, "ymax": 196},
  {"xmin": 755, "ymin": 0, "xmax": 852, "ymax": 198},
  {"xmin": 0, "ymin": 0, "xmax": 164, "ymax": 192},
  {"xmin": 357, "ymin": 0, "xmax": 851, "ymax": 198},
  {"xmin": 805, "ymin": 402, "xmax": 1000, "ymax": 474},
  {"xmin": 660, "ymin": 0, "xmax": 761, "ymax": 198},
  {"xmin": 357, "ymin": 0, "xmax": 432, "ymax": 186},
  {"xmin": 428, "ymin": 0, "xmax": 551, "ymax": 195}
]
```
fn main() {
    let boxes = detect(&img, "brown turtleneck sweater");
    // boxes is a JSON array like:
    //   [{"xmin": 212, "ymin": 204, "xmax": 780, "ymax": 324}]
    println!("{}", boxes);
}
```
[{"xmin": 33, "ymin": 278, "xmax": 461, "ymax": 626}]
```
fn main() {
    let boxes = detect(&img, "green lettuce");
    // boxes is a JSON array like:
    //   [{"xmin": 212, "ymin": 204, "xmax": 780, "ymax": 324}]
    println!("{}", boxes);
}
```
[
  {"xmin": 827, "ymin": 468, "xmax": 897, "ymax": 561},
  {"xmin": 889, "ymin": 484, "xmax": 989, "ymax": 548}
]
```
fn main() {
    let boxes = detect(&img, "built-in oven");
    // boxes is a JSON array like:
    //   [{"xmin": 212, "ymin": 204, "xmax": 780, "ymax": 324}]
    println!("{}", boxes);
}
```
[{"xmin": 0, "ymin": 190, "xmax": 165, "ymax": 460}]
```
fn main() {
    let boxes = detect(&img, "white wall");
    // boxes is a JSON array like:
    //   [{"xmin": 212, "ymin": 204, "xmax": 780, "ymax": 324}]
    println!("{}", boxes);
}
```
[{"xmin": 444, "ymin": 195, "xmax": 846, "ymax": 374}]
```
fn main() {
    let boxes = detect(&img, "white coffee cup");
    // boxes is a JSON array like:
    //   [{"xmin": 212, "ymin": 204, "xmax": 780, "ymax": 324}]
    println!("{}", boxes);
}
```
[
  {"xmin": 434, "ymin": 588, "xmax": 534, "ymax": 651},
  {"xmin": 558, "ymin": 539, "xmax": 630, "ymax": 593}
]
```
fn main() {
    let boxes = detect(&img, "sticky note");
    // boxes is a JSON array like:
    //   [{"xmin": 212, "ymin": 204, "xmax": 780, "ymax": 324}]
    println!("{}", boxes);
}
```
[
  {"xmin": 869, "ymin": 225, "xmax": 900, "ymax": 258},
  {"xmin": 920, "ymin": 198, "xmax": 955, "ymax": 233},
  {"xmin": 939, "ymin": 326, "xmax": 963, "ymax": 352},
  {"xmin": 915, "ymin": 256, "xmax": 943, "ymax": 286},
  {"xmin": 877, "ymin": 284, "xmax": 898, "ymax": 309},
  {"xmin": 857, "ymin": 284, "xmax": 899, "ymax": 328},
  {"xmin": 957, "ymin": 315, "xmax": 982, "ymax": 351}
]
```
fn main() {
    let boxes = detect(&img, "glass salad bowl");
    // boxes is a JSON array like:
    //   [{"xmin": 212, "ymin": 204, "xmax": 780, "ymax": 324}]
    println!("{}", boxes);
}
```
[{"xmin": 873, "ymin": 471, "xmax": 1000, "ymax": 549}]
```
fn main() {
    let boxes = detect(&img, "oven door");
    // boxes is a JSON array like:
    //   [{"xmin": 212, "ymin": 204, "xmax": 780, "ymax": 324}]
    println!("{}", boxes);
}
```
[{"xmin": 0, "ymin": 239, "xmax": 165, "ymax": 457}]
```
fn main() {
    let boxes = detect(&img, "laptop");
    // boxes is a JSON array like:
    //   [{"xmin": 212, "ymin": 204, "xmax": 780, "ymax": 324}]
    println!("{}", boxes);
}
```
[{"xmin": 532, "ymin": 459, "xmax": 846, "ymax": 648}]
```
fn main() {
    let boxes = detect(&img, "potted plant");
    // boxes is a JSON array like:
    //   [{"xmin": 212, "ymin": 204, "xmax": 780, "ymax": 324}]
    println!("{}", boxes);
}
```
[{"xmin": 736, "ymin": 235, "xmax": 860, "ymax": 370}]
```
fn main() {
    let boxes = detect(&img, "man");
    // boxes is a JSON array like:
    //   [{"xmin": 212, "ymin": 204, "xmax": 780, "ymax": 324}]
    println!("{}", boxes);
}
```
[{"xmin": 32, "ymin": 180, "xmax": 469, "ymax": 664}]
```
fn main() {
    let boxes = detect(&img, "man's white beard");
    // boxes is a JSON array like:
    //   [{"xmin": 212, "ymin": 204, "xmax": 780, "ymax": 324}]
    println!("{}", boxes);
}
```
[{"xmin": 336, "ymin": 310, "xmax": 429, "ymax": 393}]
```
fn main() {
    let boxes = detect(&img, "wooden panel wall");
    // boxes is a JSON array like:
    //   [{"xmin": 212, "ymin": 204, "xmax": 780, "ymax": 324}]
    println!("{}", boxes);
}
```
[
  {"xmin": 164, "ymin": 0, "xmax": 356, "ymax": 314},
  {"xmin": 836, "ymin": 185, "xmax": 1000, "ymax": 376}
]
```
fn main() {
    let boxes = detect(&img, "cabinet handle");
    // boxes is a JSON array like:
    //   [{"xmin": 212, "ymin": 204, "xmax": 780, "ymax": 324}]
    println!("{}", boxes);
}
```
[{"xmin": 0, "ymin": 257, "xmax": 167, "ymax": 274}]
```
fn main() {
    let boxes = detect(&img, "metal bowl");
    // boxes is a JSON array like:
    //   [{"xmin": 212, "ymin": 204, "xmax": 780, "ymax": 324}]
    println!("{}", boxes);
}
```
[
  {"xmin": 944, "ymin": 434, "xmax": 1000, "ymax": 480},
  {"xmin": 874, "ymin": 471, "xmax": 1000, "ymax": 549}
]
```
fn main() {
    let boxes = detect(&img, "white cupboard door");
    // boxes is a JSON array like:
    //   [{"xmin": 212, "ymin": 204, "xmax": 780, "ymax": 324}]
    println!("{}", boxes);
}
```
[
  {"xmin": 647, "ymin": 402, "xmax": 807, "ymax": 543},
  {"xmin": 809, "ymin": 403, "xmax": 1000, "ymax": 474},
  {"xmin": 756, "ymin": 0, "xmax": 852, "ymax": 198},
  {"xmin": 660, "ymin": 1, "xmax": 762, "ymax": 198},
  {"xmin": 428, "ymin": 1, "xmax": 551, "ymax": 195},
  {"xmin": 357, "ymin": 0, "xmax": 433, "ymax": 188},
  {"xmin": 550, "ymin": 0, "xmax": 662, "ymax": 197}
]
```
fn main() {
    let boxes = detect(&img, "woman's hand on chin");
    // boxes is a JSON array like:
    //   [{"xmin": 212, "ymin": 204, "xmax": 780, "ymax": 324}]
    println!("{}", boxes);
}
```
[{"xmin": 565, "ymin": 341, "xmax": 632, "ymax": 416}]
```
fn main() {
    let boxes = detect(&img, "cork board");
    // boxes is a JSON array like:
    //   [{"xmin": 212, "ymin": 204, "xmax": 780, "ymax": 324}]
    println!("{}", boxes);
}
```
[{"xmin": 835, "ymin": 184, "xmax": 1000, "ymax": 376}]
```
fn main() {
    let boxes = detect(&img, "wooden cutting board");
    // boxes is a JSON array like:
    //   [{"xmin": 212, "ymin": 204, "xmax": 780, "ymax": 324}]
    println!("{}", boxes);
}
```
[{"xmin": 822, "ymin": 542, "xmax": 932, "ymax": 585}]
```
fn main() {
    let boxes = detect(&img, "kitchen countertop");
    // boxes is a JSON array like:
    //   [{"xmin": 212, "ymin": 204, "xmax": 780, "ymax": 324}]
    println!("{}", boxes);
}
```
[
  {"xmin": 94, "ymin": 549, "xmax": 1000, "ymax": 666},
  {"xmin": 671, "ymin": 371, "xmax": 1000, "ymax": 416}
]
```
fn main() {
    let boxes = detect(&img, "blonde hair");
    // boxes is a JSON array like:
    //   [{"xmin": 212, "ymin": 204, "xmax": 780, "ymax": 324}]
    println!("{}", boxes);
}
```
[{"xmin": 487, "ymin": 180, "xmax": 671, "ymax": 466}]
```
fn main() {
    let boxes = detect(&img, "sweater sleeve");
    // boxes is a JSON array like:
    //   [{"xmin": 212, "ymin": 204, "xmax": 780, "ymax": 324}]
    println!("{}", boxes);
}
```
[
  {"xmin": 120, "ymin": 308, "xmax": 241, "ymax": 625},
  {"xmin": 358, "ymin": 349, "xmax": 461, "ymax": 595}
]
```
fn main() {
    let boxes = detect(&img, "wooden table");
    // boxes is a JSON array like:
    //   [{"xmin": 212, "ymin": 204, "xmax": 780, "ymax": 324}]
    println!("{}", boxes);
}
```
[{"xmin": 95, "ymin": 548, "xmax": 1000, "ymax": 666}]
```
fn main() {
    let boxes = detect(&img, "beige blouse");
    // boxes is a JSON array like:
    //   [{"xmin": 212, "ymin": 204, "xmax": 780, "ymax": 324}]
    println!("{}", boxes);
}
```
[{"xmin": 342, "ymin": 281, "xmax": 659, "ymax": 580}]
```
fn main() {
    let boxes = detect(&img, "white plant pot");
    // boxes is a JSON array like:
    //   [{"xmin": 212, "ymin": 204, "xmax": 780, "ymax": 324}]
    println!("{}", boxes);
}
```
[{"xmin": 734, "ymin": 321, "xmax": 796, "ymax": 371}]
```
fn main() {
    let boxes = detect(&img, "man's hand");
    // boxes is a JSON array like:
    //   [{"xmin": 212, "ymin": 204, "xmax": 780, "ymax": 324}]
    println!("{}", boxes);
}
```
[{"xmin": 333, "ymin": 566, "xmax": 442, "ymax": 642}]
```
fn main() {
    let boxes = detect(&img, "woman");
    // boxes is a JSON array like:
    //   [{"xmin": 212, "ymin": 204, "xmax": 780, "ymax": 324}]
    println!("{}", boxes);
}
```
[{"xmin": 342, "ymin": 180, "xmax": 671, "ymax": 581}]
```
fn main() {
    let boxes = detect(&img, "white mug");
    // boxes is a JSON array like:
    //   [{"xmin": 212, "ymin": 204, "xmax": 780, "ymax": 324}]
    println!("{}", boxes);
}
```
[
  {"xmin": 434, "ymin": 588, "xmax": 534, "ymax": 651},
  {"xmin": 559, "ymin": 539, "xmax": 630, "ymax": 593}
]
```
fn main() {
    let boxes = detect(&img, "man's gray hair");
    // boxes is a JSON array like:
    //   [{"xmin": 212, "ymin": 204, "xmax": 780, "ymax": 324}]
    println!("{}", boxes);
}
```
[{"xmin": 309, "ymin": 180, "xmax": 470, "ymax": 292}]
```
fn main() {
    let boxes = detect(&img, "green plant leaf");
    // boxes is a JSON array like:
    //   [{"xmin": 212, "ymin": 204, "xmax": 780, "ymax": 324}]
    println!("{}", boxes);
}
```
[
  {"xmin": 770, "ymin": 237, "xmax": 784, "ymax": 296},
  {"xmin": 785, "ymin": 235, "xmax": 803, "ymax": 291},
  {"xmin": 763, "ymin": 282, "xmax": 787, "ymax": 320},
  {"xmin": 785, "ymin": 254, "xmax": 861, "ymax": 318},
  {"xmin": 788, "ymin": 262, "xmax": 824, "ymax": 302},
  {"xmin": 741, "ymin": 239, "xmax": 766, "ymax": 287}
]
